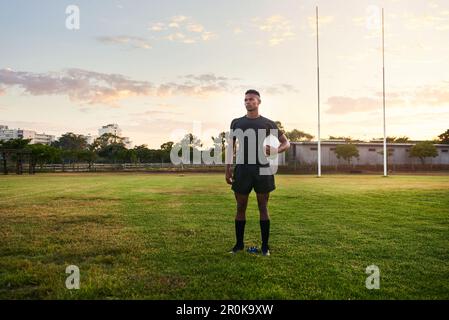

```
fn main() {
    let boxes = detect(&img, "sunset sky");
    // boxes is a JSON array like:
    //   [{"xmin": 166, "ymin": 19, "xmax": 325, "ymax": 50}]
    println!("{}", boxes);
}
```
[{"xmin": 1, "ymin": 0, "xmax": 448, "ymax": 148}]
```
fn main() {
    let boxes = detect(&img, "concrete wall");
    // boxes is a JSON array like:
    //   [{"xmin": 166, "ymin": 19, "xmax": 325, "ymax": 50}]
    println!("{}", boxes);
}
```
[{"xmin": 285, "ymin": 142, "xmax": 449, "ymax": 166}]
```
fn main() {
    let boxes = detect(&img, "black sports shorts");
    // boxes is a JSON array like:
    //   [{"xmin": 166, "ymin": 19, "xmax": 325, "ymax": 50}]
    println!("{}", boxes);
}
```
[{"xmin": 231, "ymin": 164, "xmax": 276, "ymax": 194}]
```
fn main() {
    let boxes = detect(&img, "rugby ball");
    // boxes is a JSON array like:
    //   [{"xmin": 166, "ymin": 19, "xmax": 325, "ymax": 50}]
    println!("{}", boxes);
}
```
[{"xmin": 262, "ymin": 135, "xmax": 280, "ymax": 160}]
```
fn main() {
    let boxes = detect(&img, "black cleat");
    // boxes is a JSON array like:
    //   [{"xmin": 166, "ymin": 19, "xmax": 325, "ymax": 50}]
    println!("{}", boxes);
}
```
[
  {"xmin": 261, "ymin": 246, "xmax": 270, "ymax": 256},
  {"xmin": 229, "ymin": 244, "xmax": 244, "ymax": 254}
]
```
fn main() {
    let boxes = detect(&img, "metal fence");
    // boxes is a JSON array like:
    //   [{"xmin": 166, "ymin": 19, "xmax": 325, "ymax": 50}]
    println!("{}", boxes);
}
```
[
  {"xmin": 32, "ymin": 163, "xmax": 226, "ymax": 173},
  {"xmin": 2, "ymin": 162, "xmax": 449, "ymax": 174}
]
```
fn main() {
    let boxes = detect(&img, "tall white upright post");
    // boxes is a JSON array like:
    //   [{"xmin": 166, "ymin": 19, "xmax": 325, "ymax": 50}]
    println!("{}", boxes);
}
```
[
  {"xmin": 382, "ymin": 8, "xmax": 387, "ymax": 177},
  {"xmin": 316, "ymin": 6, "xmax": 321, "ymax": 177}
]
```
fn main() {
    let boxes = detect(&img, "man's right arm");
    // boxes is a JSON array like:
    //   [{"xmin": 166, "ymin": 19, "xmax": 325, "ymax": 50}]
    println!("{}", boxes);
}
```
[
  {"xmin": 225, "ymin": 122, "xmax": 236, "ymax": 184},
  {"xmin": 225, "ymin": 136, "xmax": 236, "ymax": 184}
]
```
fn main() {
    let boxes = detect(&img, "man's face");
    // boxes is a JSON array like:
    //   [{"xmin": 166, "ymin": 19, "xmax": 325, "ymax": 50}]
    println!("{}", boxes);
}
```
[{"xmin": 244, "ymin": 94, "xmax": 261, "ymax": 111}]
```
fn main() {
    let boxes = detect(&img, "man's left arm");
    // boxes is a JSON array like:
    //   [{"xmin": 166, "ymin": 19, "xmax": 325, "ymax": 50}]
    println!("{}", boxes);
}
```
[
  {"xmin": 277, "ymin": 133, "xmax": 290, "ymax": 153},
  {"xmin": 265, "ymin": 133, "xmax": 290, "ymax": 156}
]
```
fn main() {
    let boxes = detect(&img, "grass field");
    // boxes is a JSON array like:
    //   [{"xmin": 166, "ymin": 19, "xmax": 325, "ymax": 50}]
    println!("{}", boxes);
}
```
[{"xmin": 0, "ymin": 173, "xmax": 448, "ymax": 299}]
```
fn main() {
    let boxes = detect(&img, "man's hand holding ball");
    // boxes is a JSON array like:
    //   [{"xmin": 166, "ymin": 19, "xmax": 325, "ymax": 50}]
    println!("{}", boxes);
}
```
[
  {"xmin": 264, "ymin": 145, "xmax": 279, "ymax": 158},
  {"xmin": 225, "ymin": 167, "xmax": 233, "ymax": 185}
]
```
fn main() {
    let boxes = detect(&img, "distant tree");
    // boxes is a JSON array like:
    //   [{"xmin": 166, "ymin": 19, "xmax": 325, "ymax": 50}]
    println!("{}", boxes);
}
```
[
  {"xmin": 0, "ymin": 138, "xmax": 32, "ymax": 174},
  {"xmin": 275, "ymin": 121, "xmax": 285, "ymax": 134},
  {"xmin": 134, "ymin": 144, "xmax": 148, "ymax": 150},
  {"xmin": 160, "ymin": 141, "xmax": 174, "ymax": 152},
  {"xmin": 76, "ymin": 149, "xmax": 97, "ymax": 169},
  {"xmin": 334, "ymin": 144, "xmax": 360, "ymax": 165},
  {"xmin": 154, "ymin": 149, "xmax": 169, "ymax": 163},
  {"xmin": 60, "ymin": 149, "xmax": 78, "ymax": 166},
  {"xmin": 285, "ymin": 129, "xmax": 314, "ymax": 142},
  {"xmin": 211, "ymin": 132, "xmax": 226, "ymax": 162},
  {"xmin": 127, "ymin": 149, "xmax": 138, "ymax": 164},
  {"xmin": 116, "ymin": 148, "xmax": 133, "ymax": 163},
  {"xmin": 130, "ymin": 144, "xmax": 168, "ymax": 163},
  {"xmin": 0, "ymin": 138, "xmax": 31, "ymax": 149},
  {"xmin": 52, "ymin": 132, "xmax": 88, "ymax": 150},
  {"xmin": 96, "ymin": 143, "xmax": 128, "ymax": 163},
  {"xmin": 133, "ymin": 144, "xmax": 150, "ymax": 162},
  {"xmin": 395, "ymin": 136, "xmax": 409, "ymax": 143},
  {"xmin": 91, "ymin": 133, "xmax": 126, "ymax": 150},
  {"xmin": 172, "ymin": 133, "xmax": 203, "ymax": 164},
  {"xmin": 328, "ymin": 136, "xmax": 364, "ymax": 142},
  {"xmin": 177, "ymin": 134, "xmax": 202, "ymax": 149},
  {"xmin": 438, "ymin": 129, "xmax": 449, "ymax": 144},
  {"xmin": 386, "ymin": 136, "xmax": 409, "ymax": 143},
  {"xmin": 409, "ymin": 141, "xmax": 438, "ymax": 165},
  {"xmin": 26, "ymin": 144, "xmax": 60, "ymax": 172}
]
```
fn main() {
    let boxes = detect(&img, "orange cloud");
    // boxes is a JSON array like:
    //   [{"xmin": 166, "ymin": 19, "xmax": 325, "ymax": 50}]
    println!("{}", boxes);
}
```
[
  {"xmin": 0, "ymin": 68, "xmax": 153, "ymax": 107},
  {"xmin": 252, "ymin": 15, "xmax": 296, "ymax": 46},
  {"xmin": 148, "ymin": 15, "xmax": 217, "ymax": 44},
  {"xmin": 96, "ymin": 35, "xmax": 152, "ymax": 49},
  {"xmin": 401, "ymin": 11, "xmax": 449, "ymax": 31},
  {"xmin": 326, "ymin": 96, "xmax": 380, "ymax": 114},
  {"xmin": 0, "ymin": 69, "xmax": 297, "ymax": 106},
  {"xmin": 306, "ymin": 14, "xmax": 334, "ymax": 36},
  {"xmin": 326, "ymin": 81, "xmax": 449, "ymax": 114}
]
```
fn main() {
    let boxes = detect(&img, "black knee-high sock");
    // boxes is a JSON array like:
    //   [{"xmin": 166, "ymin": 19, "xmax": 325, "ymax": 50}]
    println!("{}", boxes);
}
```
[
  {"xmin": 260, "ymin": 219, "xmax": 270, "ymax": 250},
  {"xmin": 235, "ymin": 219, "xmax": 246, "ymax": 247}
]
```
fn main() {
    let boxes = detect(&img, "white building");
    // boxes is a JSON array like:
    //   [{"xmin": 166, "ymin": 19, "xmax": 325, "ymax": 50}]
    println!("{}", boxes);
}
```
[
  {"xmin": 99, "ymin": 123, "xmax": 122, "ymax": 137},
  {"xmin": 98, "ymin": 124, "xmax": 132, "ymax": 148},
  {"xmin": 0, "ymin": 126, "xmax": 19, "ymax": 140},
  {"xmin": 34, "ymin": 132, "xmax": 56, "ymax": 145},
  {"xmin": 0, "ymin": 125, "xmax": 55, "ymax": 145}
]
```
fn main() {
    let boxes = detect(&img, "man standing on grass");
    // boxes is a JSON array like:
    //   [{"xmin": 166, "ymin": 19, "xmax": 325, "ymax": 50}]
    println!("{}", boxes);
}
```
[{"xmin": 225, "ymin": 89, "xmax": 290, "ymax": 256}]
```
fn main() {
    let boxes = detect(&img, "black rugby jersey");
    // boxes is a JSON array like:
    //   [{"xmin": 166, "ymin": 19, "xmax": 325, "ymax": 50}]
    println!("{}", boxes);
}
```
[{"xmin": 230, "ymin": 115, "xmax": 284, "ymax": 167}]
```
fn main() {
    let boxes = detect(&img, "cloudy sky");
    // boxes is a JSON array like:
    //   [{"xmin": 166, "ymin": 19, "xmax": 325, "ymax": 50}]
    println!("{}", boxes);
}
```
[{"xmin": 1, "ymin": 0, "xmax": 448, "ymax": 148}]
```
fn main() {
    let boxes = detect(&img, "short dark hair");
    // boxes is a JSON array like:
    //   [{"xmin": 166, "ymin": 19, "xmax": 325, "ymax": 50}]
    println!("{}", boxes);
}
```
[{"xmin": 245, "ymin": 89, "xmax": 260, "ymax": 97}]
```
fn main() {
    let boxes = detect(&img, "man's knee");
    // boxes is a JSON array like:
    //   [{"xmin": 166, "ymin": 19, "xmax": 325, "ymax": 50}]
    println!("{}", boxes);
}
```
[
  {"xmin": 235, "ymin": 193, "xmax": 248, "ymax": 216},
  {"xmin": 237, "ymin": 202, "xmax": 247, "ymax": 212},
  {"xmin": 256, "ymin": 194, "xmax": 268, "ymax": 208},
  {"xmin": 235, "ymin": 205, "xmax": 246, "ymax": 220},
  {"xmin": 256, "ymin": 193, "xmax": 270, "ymax": 219},
  {"xmin": 257, "ymin": 200, "xmax": 267, "ymax": 210}
]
